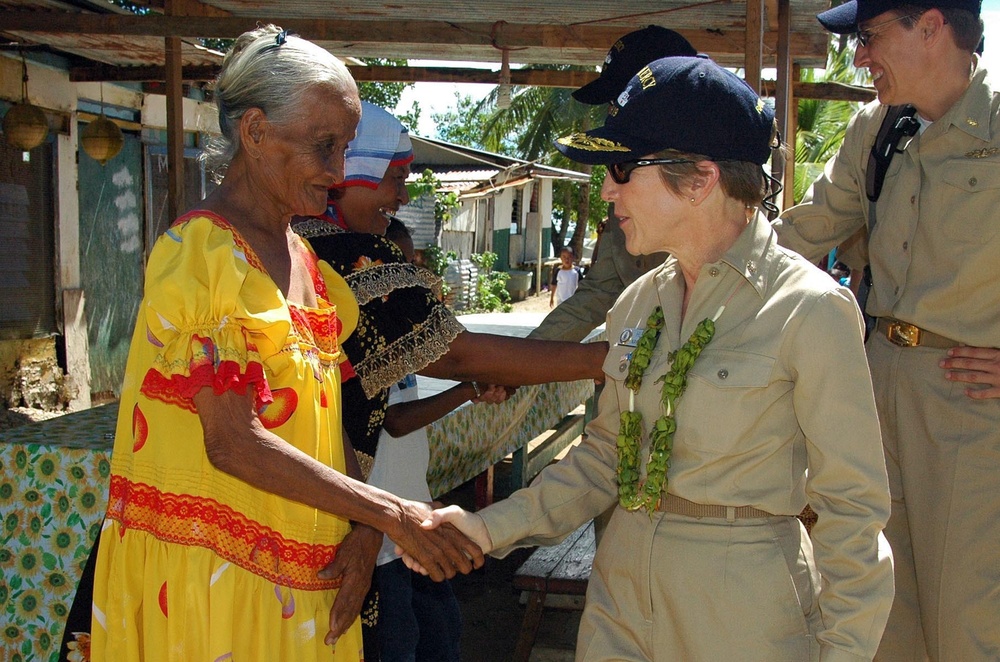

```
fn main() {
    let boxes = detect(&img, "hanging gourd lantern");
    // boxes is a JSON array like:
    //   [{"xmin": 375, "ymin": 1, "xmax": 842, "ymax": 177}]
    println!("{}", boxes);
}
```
[
  {"xmin": 3, "ymin": 102, "xmax": 49, "ymax": 150},
  {"xmin": 2, "ymin": 49, "xmax": 49, "ymax": 150},
  {"xmin": 81, "ymin": 114, "xmax": 124, "ymax": 165}
]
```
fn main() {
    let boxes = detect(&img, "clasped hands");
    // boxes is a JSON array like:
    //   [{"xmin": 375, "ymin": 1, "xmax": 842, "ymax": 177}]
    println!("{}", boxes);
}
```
[
  {"xmin": 395, "ymin": 504, "xmax": 493, "ymax": 577},
  {"xmin": 317, "ymin": 499, "xmax": 487, "ymax": 647}
]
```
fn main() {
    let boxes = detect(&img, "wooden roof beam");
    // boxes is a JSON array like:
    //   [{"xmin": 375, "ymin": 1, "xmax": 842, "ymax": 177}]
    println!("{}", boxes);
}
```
[
  {"xmin": 66, "ymin": 60, "xmax": 876, "ymax": 103},
  {"xmin": 0, "ymin": 12, "xmax": 827, "ymax": 61}
]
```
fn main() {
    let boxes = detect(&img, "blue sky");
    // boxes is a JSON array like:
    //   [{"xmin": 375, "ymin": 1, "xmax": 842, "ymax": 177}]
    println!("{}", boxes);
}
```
[{"xmin": 397, "ymin": 3, "xmax": 1000, "ymax": 138}]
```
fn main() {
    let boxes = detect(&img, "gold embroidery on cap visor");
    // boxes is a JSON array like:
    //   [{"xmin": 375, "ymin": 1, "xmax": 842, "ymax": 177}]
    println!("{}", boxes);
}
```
[{"xmin": 556, "ymin": 133, "xmax": 631, "ymax": 152}]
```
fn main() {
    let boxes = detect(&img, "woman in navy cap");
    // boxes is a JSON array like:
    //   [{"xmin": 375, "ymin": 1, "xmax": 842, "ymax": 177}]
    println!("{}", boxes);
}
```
[{"xmin": 412, "ymin": 57, "xmax": 895, "ymax": 661}]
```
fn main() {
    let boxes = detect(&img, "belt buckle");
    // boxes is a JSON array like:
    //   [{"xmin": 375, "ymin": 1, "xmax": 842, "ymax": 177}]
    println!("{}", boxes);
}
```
[{"xmin": 886, "ymin": 320, "xmax": 921, "ymax": 347}]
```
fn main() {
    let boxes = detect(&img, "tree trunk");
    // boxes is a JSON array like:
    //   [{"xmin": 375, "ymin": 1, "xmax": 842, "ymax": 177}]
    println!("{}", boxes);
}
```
[
  {"xmin": 552, "ymin": 183, "xmax": 572, "ymax": 255},
  {"xmin": 569, "ymin": 165, "xmax": 592, "ymax": 261}
]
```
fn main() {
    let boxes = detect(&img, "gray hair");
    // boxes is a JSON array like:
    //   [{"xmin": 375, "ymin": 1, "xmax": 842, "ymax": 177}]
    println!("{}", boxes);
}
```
[{"xmin": 203, "ymin": 24, "xmax": 357, "ymax": 180}]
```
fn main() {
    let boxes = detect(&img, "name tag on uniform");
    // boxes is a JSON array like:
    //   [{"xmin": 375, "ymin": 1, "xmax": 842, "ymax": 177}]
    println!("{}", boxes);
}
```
[{"xmin": 617, "ymin": 327, "xmax": 644, "ymax": 347}]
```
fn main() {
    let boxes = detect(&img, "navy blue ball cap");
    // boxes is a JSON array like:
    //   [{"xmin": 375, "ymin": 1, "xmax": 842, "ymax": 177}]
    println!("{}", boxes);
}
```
[
  {"xmin": 556, "ymin": 57, "xmax": 776, "ymax": 166},
  {"xmin": 817, "ymin": 0, "xmax": 981, "ymax": 34},
  {"xmin": 573, "ymin": 25, "xmax": 698, "ymax": 105}
]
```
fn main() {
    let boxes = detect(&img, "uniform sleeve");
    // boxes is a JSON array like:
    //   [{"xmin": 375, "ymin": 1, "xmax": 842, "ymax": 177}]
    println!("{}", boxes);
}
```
[
  {"xmin": 480, "ymin": 347, "xmax": 623, "ymax": 556},
  {"xmin": 773, "ymin": 106, "xmax": 881, "ymax": 264},
  {"xmin": 529, "ymin": 232, "xmax": 621, "ymax": 342},
  {"xmin": 137, "ymin": 218, "xmax": 284, "ymax": 412},
  {"xmin": 788, "ymin": 287, "xmax": 894, "ymax": 661}
]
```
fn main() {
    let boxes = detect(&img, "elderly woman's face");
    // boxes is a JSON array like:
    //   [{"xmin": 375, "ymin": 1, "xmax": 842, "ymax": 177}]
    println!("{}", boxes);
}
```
[
  {"xmin": 338, "ymin": 163, "xmax": 411, "ymax": 235},
  {"xmin": 259, "ymin": 84, "xmax": 361, "ymax": 217},
  {"xmin": 601, "ymin": 155, "xmax": 688, "ymax": 256}
]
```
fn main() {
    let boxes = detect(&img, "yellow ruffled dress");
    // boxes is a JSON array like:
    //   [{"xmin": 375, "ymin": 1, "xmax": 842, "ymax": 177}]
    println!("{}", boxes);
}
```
[{"xmin": 90, "ymin": 212, "xmax": 362, "ymax": 661}]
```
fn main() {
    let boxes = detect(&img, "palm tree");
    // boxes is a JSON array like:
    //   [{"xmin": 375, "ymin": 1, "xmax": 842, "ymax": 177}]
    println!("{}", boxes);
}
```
[
  {"xmin": 473, "ymin": 67, "xmax": 606, "ymax": 259},
  {"xmin": 794, "ymin": 39, "xmax": 869, "ymax": 202}
]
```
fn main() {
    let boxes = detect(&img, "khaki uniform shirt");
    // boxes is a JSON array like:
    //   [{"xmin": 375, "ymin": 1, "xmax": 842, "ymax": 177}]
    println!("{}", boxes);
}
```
[
  {"xmin": 773, "ymin": 63, "xmax": 1000, "ymax": 346},
  {"xmin": 482, "ymin": 213, "xmax": 894, "ymax": 660}
]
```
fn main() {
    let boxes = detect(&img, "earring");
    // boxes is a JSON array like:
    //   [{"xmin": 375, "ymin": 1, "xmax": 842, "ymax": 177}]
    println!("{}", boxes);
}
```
[{"xmin": 690, "ymin": 197, "xmax": 696, "ymax": 203}]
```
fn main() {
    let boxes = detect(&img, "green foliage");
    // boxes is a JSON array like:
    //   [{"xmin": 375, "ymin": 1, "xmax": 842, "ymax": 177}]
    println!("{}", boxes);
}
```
[
  {"xmin": 431, "ymin": 92, "xmax": 504, "ymax": 151},
  {"xmin": 106, "ymin": 0, "xmax": 149, "ymax": 14},
  {"xmin": 356, "ymin": 58, "xmax": 408, "ymax": 107},
  {"xmin": 793, "ymin": 40, "xmax": 868, "ymax": 203},
  {"xmin": 422, "ymin": 245, "xmax": 457, "ymax": 301},
  {"xmin": 422, "ymin": 245, "xmax": 457, "ymax": 278},
  {"xmin": 469, "ymin": 252, "xmax": 512, "ymax": 313},
  {"xmin": 406, "ymin": 169, "xmax": 460, "ymax": 224}
]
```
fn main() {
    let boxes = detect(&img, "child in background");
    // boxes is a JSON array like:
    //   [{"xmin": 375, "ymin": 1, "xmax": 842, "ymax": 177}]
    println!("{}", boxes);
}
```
[
  {"xmin": 550, "ymin": 245, "xmax": 582, "ymax": 308},
  {"xmin": 368, "ymin": 219, "xmax": 509, "ymax": 661}
]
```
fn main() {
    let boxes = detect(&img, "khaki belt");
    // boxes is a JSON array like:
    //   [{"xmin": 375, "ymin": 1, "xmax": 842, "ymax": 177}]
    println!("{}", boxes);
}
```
[
  {"xmin": 658, "ymin": 494, "xmax": 774, "ymax": 521},
  {"xmin": 876, "ymin": 318, "xmax": 959, "ymax": 349}
]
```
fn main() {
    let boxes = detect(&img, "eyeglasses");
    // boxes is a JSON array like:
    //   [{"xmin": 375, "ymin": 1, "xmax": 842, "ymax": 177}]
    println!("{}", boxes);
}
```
[
  {"xmin": 608, "ymin": 158, "xmax": 696, "ymax": 184},
  {"xmin": 853, "ymin": 12, "xmax": 923, "ymax": 47}
]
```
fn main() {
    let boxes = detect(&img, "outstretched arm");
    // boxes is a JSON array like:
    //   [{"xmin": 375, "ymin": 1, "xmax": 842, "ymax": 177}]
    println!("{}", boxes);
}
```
[
  {"xmin": 383, "ymin": 382, "xmax": 509, "ymax": 437},
  {"xmin": 420, "ymin": 331, "xmax": 607, "ymax": 384},
  {"xmin": 194, "ymin": 387, "xmax": 485, "ymax": 584}
]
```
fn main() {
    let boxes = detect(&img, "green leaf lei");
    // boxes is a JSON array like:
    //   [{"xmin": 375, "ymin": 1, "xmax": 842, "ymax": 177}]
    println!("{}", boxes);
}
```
[{"xmin": 616, "ymin": 306, "xmax": 716, "ymax": 513}]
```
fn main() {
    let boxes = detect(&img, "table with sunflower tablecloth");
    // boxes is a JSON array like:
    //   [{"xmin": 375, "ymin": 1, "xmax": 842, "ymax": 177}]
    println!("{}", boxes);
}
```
[{"xmin": 0, "ymin": 403, "xmax": 117, "ymax": 662}]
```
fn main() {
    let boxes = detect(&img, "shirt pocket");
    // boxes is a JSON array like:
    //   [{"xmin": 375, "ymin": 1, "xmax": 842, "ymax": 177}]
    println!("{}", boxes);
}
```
[
  {"xmin": 939, "ymin": 159, "xmax": 1000, "ymax": 242},
  {"xmin": 681, "ymin": 349, "xmax": 776, "ymax": 454}
]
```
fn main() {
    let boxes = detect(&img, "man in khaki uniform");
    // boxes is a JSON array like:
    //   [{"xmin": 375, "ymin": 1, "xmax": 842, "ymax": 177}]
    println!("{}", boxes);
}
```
[{"xmin": 773, "ymin": 0, "xmax": 1000, "ymax": 658}]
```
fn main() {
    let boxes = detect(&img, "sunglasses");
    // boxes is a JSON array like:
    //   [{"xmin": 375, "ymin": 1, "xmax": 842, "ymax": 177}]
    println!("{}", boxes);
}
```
[
  {"xmin": 853, "ymin": 12, "xmax": 923, "ymax": 48},
  {"xmin": 608, "ymin": 158, "xmax": 696, "ymax": 184}
]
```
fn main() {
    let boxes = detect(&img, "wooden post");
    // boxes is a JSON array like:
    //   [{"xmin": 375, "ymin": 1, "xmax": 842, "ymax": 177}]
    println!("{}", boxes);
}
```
[
  {"xmin": 745, "ymin": 0, "xmax": 764, "ymax": 92},
  {"xmin": 786, "ymin": 64, "xmax": 801, "ymax": 209},
  {"xmin": 772, "ymin": 0, "xmax": 794, "ymax": 212},
  {"xmin": 164, "ymin": 0, "xmax": 185, "ymax": 222}
]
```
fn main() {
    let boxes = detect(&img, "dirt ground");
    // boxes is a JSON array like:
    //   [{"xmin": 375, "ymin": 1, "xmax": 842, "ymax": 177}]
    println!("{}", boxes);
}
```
[{"xmin": 445, "ymin": 464, "xmax": 581, "ymax": 662}]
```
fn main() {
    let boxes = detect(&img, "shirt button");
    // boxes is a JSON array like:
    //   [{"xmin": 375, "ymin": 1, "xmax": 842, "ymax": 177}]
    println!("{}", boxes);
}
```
[
  {"xmin": 894, "ymin": 286, "xmax": 900, "ymax": 295},
  {"xmin": 717, "ymin": 369, "xmax": 729, "ymax": 380},
  {"xmin": 903, "ymin": 241, "xmax": 908, "ymax": 250},
  {"xmin": 709, "ymin": 267, "xmax": 720, "ymax": 277},
  {"xmin": 969, "ymin": 177, "xmax": 978, "ymax": 187},
  {"xmin": 910, "ymin": 195, "xmax": 916, "ymax": 204}
]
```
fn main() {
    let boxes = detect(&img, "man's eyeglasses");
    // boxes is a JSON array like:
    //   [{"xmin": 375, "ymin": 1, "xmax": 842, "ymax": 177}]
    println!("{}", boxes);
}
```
[
  {"xmin": 608, "ymin": 158, "xmax": 696, "ymax": 184},
  {"xmin": 853, "ymin": 12, "xmax": 923, "ymax": 47}
]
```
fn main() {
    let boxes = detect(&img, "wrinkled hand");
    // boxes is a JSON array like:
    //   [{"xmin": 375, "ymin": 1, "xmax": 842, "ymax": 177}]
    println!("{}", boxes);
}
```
[
  {"xmin": 390, "ymin": 500, "xmax": 484, "ymax": 582},
  {"xmin": 940, "ymin": 345, "xmax": 1000, "ymax": 399},
  {"xmin": 397, "ymin": 505, "xmax": 493, "ymax": 576},
  {"xmin": 317, "ymin": 523, "xmax": 382, "ymax": 646},
  {"xmin": 473, "ymin": 383, "xmax": 510, "ymax": 405}
]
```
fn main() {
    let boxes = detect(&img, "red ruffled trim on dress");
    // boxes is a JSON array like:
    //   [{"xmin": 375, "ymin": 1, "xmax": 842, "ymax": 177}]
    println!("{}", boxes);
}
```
[
  {"xmin": 106, "ymin": 475, "xmax": 343, "ymax": 590},
  {"xmin": 141, "ymin": 360, "xmax": 272, "ymax": 413}
]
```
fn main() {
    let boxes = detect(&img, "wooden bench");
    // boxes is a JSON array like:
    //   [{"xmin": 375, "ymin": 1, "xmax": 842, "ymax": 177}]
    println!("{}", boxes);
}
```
[{"xmin": 511, "ymin": 520, "xmax": 595, "ymax": 662}]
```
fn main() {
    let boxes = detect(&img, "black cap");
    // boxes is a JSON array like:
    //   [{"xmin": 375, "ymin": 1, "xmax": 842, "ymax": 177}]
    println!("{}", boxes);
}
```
[
  {"xmin": 817, "ymin": 0, "xmax": 981, "ymax": 33},
  {"xmin": 572, "ymin": 25, "xmax": 698, "ymax": 105},
  {"xmin": 556, "ymin": 57, "xmax": 775, "ymax": 166}
]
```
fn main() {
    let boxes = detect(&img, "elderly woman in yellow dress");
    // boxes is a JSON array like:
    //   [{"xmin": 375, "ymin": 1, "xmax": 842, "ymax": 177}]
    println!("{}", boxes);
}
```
[
  {"xmin": 88, "ymin": 26, "xmax": 482, "ymax": 662},
  {"xmin": 411, "ymin": 57, "xmax": 895, "ymax": 661}
]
